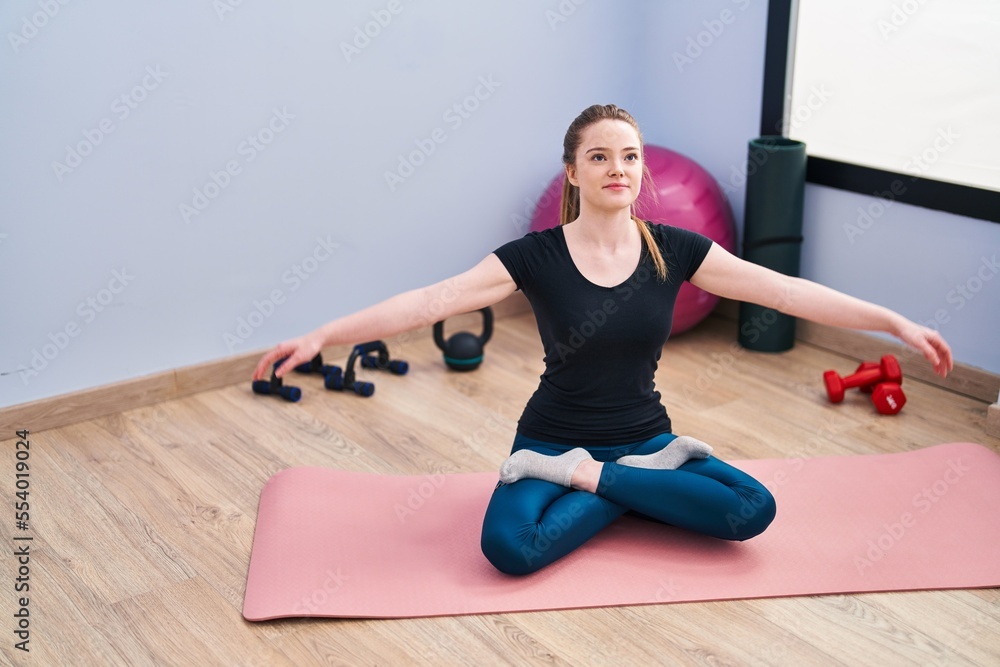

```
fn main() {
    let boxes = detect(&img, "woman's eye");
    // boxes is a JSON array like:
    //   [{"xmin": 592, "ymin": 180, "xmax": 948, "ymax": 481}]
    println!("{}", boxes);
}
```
[
  {"xmin": 592, "ymin": 154, "xmax": 605, "ymax": 161},
  {"xmin": 625, "ymin": 153, "xmax": 638, "ymax": 161}
]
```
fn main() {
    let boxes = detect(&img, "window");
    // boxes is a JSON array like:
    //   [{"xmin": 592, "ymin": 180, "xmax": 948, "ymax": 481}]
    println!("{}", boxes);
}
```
[{"xmin": 762, "ymin": 0, "xmax": 1000, "ymax": 223}]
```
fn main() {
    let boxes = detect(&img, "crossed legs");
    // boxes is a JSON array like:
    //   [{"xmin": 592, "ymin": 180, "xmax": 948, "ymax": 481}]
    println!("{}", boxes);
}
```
[{"xmin": 480, "ymin": 434, "xmax": 776, "ymax": 575}]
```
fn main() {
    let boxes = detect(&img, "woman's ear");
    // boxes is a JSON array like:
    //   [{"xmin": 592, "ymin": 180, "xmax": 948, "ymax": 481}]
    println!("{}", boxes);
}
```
[{"xmin": 565, "ymin": 163, "xmax": 578, "ymax": 187}]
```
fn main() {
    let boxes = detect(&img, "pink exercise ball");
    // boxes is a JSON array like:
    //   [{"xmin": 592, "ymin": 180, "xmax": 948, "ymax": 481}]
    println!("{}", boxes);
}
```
[{"xmin": 529, "ymin": 144, "xmax": 737, "ymax": 335}]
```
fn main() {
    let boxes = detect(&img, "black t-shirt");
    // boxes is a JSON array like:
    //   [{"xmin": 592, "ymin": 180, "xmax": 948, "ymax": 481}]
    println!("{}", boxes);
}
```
[{"xmin": 493, "ymin": 222, "xmax": 713, "ymax": 446}]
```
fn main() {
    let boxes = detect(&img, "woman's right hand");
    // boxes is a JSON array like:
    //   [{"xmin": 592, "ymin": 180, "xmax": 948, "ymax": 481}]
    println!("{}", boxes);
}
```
[{"xmin": 252, "ymin": 330, "xmax": 325, "ymax": 381}]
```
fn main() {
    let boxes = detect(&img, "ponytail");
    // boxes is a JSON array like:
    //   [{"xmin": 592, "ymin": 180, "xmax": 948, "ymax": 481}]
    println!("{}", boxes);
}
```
[{"xmin": 632, "ymin": 215, "xmax": 667, "ymax": 282}]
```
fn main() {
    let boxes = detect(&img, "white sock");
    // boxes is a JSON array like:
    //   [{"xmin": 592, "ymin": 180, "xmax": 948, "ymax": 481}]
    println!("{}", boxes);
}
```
[
  {"xmin": 499, "ymin": 448, "xmax": 593, "ymax": 486},
  {"xmin": 615, "ymin": 436, "xmax": 713, "ymax": 470}
]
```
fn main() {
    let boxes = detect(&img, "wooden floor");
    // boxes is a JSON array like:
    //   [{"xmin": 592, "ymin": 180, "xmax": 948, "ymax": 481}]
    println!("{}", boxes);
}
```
[{"xmin": 2, "ymin": 312, "xmax": 998, "ymax": 667}]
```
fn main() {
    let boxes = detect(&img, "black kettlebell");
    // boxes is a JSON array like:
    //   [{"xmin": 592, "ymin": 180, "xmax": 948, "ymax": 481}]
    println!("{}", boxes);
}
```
[{"xmin": 433, "ymin": 307, "xmax": 493, "ymax": 371}]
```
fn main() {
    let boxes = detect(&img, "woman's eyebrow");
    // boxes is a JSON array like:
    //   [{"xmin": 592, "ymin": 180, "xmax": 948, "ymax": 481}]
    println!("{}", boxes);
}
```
[{"xmin": 585, "ymin": 146, "xmax": 640, "ymax": 154}]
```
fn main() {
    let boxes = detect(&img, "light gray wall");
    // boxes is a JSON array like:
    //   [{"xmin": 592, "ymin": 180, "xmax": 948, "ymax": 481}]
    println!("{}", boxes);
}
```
[
  {"xmin": 1, "ymin": 0, "xmax": 633, "ymax": 407},
  {"xmin": 3, "ymin": 0, "xmax": 997, "ymax": 411}
]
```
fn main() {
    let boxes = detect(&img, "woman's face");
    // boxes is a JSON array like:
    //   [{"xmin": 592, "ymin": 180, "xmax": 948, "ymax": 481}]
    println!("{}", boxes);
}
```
[{"xmin": 566, "ymin": 119, "xmax": 643, "ymax": 216}]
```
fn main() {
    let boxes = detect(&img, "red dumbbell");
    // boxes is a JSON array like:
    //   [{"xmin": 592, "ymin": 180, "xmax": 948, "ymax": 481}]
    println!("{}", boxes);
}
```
[
  {"xmin": 854, "ymin": 360, "xmax": 881, "ymax": 394},
  {"xmin": 871, "ymin": 382, "xmax": 906, "ymax": 415},
  {"xmin": 823, "ymin": 354, "xmax": 902, "ymax": 403}
]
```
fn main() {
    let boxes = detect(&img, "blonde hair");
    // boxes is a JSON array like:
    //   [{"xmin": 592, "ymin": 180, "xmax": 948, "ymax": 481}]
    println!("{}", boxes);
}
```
[{"xmin": 558, "ymin": 104, "xmax": 667, "ymax": 281}]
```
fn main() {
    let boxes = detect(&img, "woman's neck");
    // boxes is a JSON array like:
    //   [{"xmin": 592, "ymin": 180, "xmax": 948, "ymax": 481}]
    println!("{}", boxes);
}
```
[{"xmin": 566, "ymin": 209, "xmax": 637, "ymax": 251}]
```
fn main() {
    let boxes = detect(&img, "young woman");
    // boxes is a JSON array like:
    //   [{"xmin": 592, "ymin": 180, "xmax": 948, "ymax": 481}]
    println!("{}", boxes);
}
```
[{"xmin": 253, "ymin": 104, "xmax": 953, "ymax": 576}]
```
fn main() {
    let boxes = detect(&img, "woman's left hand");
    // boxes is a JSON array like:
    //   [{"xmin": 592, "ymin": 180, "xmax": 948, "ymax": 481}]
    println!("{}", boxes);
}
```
[{"xmin": 896, "ymin": 321, "xmax": 954, "ymax": 377}]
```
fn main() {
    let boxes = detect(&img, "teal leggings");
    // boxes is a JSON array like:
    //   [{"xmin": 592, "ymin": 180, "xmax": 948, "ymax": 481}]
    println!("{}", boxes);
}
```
[{"xmin": 480, "ymin": 433, "xmax": 776, "ymax": 575}]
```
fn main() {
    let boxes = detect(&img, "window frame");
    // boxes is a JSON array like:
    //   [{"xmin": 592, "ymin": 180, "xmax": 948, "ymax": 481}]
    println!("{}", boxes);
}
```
[{"xmin": 761, "ymin": 0, "xmax": 1000, "ymax": 224}]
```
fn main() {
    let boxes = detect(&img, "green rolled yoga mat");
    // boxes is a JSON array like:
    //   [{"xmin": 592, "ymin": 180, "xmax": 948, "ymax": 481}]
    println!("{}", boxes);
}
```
[{"xmin": 738, "ymin": 136, "xmax": 806, "ymax": 352}]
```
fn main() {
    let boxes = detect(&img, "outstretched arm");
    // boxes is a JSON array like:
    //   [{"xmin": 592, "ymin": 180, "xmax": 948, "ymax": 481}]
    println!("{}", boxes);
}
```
[
  {"xmin": 252, "ymin": 254, "xmax": 517, "ymax": 380},
  {"xmin": 689, "ymin": 243, "xmax": 954, "ymax": 377}
]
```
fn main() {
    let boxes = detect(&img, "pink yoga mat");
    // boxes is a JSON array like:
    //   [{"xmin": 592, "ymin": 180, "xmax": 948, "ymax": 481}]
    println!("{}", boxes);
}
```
[{"xmin": 243, "ymin": 443, "xmax": 1000, "ymax": 620}]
